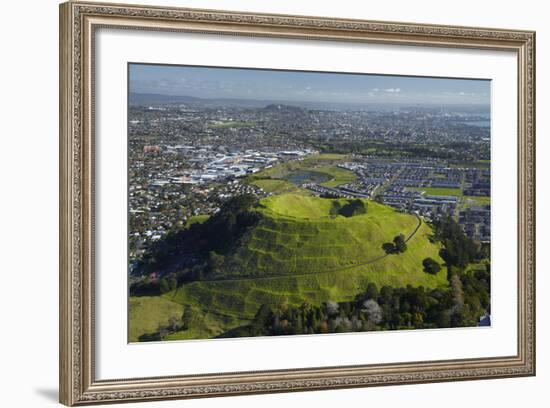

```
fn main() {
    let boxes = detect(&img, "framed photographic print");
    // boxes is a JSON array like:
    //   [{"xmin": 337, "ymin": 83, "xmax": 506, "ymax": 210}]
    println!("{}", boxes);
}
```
[{"xmin": 59, "ymin": 1, "xmax": 536, "ymax": 405}]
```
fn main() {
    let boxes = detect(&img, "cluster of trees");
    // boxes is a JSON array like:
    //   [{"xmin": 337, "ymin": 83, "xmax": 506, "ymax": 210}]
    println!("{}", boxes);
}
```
[
  {"xmin": 330, "ymin": 199, "xmax": 368, "ymax": 218},
  {"xmin": 222, "ymin": 264, "xmax": 490, "ymax": 338},
  {"xmin": 205, "ymin": 194, "xmax": 261, "ymax": 254},
  {"xmin": 433, "ymin": 216, "xmax": 486, "ymax": 269},
  {"xmin": 130, "ymin": 194, "xmax": 261, "ymax": 296},
  {"xmin": 382, "ymin": 234, "xmax": 407, "ymax": 254},
  {"xmin": 422, "ymin": 257, "xmax": 441, "ymax": 274}
]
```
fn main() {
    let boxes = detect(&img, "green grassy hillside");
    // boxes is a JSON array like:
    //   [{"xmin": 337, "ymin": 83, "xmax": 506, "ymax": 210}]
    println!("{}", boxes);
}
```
[
  {"xmin": 129, "ymin": 296, "xmax": 184, "ymax": 342},
  {"xmin": 151, "ymin": 195, "xmax": 446, "ymax": 334},
  {"xmin": 217, "ymin": 195, "xmax": 436, "ymax": 279},
  {"xmin": 129, "ymin": 296, "xmax": 248, "ymax": 341},
  {"xmin": 168, "ymin": 220, "xmax": 446, "ymax": 319},
  {"xmin": 130, "ymin": 194, "xmax": 448, "ymax": 340}
]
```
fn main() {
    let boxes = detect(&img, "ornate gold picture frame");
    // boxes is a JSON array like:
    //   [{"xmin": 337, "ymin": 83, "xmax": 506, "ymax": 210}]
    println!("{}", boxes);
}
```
[{"xmin": 59, "ymin": 1, "xmax": 535, "ymax": 405}]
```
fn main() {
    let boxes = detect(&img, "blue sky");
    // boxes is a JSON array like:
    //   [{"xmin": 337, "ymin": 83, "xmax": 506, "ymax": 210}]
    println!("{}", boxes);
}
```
[{"xmin": 129, "ymin": 63, "xmax": 490, "ymax": 106}]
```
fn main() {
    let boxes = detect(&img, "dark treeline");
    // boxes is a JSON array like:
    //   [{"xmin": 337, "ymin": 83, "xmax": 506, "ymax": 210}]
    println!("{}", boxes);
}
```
[
  {"xmin": 382, "ymin": 234, "xmax": 407, "ymax": 254},
  {"xmin": 433, "ymin": 216, "xmax": 489, "ymax": 269},
  {"xmin": 219, "ymin": 265, "xmax": 490, "ymax": 338},
  {"xmin": 130, "ymin": 194, "xmax": 261, "ymax": 296}
]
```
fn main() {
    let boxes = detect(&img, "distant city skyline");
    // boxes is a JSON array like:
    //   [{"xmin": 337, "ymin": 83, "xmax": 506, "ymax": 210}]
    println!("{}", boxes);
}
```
[{"xmin": 129, "ymin": 63, "xmax": 491, "ymax": 107}]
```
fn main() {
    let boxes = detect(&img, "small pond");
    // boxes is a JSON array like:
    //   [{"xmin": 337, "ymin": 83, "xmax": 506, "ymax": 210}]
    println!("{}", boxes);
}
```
[{"xmin": 284, "ymin": 170, "xmax": 331, "ymax": 185}]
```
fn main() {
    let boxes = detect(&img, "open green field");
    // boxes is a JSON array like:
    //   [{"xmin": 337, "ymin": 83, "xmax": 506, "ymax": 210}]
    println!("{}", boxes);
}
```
[
  {"xmin": 163, "ymin": 305, "xmax": 249, "ymax": 341},
  {"xmin": 315, "ymin": 165, "xmax": 357, "ymax": 187},
  {"xmin": 460, "ymin": 195, "xmax": 491, "ymax": 209},
  {"xmin": 412, "ymin": 187, "xmax": 462, "ymax": 197},
  {"xmin": 249, "ymin": 153, "xmax": 356, "ymax": 189},
  {"xmin": 129, "ymin": 296, "xmax": 184, "ymax": 342},
  {"xmin": 129, "ymin": 297, "xmax": 248, "ymax": 341},
  {"xmin": 301, "ymin": 153, "xmax": 350, "ymax": 163},
  {"xmin": 464, "ymin": 196, "xmax": 490, "ymax": 205},
  {"xmin": 249, "ymin": 178, "xmax": 310, "ymax": 195}
]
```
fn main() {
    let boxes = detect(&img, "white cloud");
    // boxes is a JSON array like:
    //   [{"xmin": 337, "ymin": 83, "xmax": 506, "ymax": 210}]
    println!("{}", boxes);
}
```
[{"xmin": 384, "ymin": 88, "xmax": 401, "ymax": 93}]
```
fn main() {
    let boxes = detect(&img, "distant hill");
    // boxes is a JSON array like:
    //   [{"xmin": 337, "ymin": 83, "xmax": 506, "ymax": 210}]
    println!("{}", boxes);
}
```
[
  {"xmin": 129, "ymin": 92, "xmax": 490, "ymax": 113},
  {"xmin": 129, "ymin": 92, "xmax": 203, "ymax": 106},
  {"xmin": 263, "ymin": 103, "xmax": 305, "ymax": 113},
  {"xmin": 129, "ymin": 93, "xmax": 317, "ymax": 110},
  {"xmin": 129, "ymin": 92, "xmax": 272, "ymax": 108}
]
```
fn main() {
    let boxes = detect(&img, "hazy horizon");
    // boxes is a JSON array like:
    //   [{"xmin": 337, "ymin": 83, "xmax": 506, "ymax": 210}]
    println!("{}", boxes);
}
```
[{"xmin": 129, "ymin": 63, "xmax": 491, "ymax": 108}]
